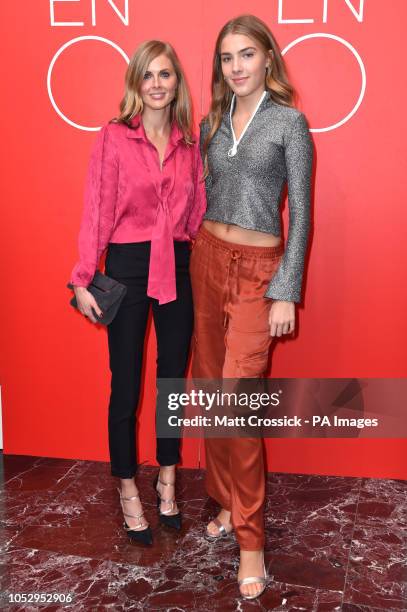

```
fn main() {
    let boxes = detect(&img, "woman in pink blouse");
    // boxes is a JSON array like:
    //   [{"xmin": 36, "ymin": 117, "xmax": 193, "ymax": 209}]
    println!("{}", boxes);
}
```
[{"xmin": 70, "ymin": 40, "xmax": 206, "ymax": 545}]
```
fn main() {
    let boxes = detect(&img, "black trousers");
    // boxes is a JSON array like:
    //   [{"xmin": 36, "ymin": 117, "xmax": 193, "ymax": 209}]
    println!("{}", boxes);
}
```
[{"xmin": 105, "ymin": 241, "xmax": 193, "ymax": 479}]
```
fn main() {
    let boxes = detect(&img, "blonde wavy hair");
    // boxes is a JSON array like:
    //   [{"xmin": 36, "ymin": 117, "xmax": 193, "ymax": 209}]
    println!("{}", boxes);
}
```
[
  {"xmin": 113, "ymin": 40, "xmax": 194, "ymax": 144},
  {"xmin": 202, "ymin": 14, "xmax": 296, "ymax": 173}
]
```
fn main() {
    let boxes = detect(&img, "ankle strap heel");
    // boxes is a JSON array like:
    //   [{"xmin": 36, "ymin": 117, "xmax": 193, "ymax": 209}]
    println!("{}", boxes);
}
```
[
  {"xmin": 117, "ymin": 487, "xmax": 153, "ymax": 546},
  {"xmin": 153, "ymin": 474, "xmax": 182, "ymax": 531}
]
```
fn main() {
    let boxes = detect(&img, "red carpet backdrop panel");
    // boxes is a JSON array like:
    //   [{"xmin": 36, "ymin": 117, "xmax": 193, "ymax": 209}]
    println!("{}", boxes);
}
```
[{"xmin": 0, "ymin": 0, "xmax": 406, "ymax": 478}]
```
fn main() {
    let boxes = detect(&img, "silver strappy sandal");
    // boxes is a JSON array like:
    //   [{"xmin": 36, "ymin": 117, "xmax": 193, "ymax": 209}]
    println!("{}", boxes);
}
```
[
  {"xmin": 238, "ymin": 556, "xmax": 268, "ymax": 600},
  {"xmin": 204, "ymin": 517, "xmax": 233, "ymax": 542}
]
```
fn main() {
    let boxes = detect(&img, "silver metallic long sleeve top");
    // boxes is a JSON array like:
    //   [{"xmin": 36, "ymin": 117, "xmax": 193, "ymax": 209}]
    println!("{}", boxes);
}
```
[{"xmin": 200, "ymin": 94, "xmax": 314, "ymax": 302}]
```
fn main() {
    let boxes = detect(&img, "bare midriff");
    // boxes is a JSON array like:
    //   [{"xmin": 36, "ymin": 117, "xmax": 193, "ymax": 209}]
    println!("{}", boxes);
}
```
[{"xmin": 202, "ymin": 219, "xmax": 281, "ymax": 247}]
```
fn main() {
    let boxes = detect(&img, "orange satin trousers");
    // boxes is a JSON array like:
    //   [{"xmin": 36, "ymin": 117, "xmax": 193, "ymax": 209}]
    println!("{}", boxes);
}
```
[{"xmin": 190, "ymin": 226, "xmax": 284, "ymax": 550}]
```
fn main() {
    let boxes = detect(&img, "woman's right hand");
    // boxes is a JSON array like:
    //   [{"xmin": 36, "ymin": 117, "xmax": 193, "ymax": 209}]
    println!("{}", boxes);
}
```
[{"xmin": 73, "ymin": 286, "xmax": 103, "ymax": 323}]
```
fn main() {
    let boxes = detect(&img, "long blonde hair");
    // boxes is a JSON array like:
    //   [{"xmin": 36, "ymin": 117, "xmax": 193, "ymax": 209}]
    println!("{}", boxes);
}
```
[
  {"xmin": 202, "ymin": 14, "xmax": 296, "ymax": 172},
  {"xmin": 113, "ymin": 40, "xmax": 194, "ymax": 144}
]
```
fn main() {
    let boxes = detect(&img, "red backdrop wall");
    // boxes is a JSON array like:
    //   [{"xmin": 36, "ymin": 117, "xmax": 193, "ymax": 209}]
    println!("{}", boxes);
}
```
[{"xmin": 1, "ymin": 1, "xmax": 406, "ymax": 479}]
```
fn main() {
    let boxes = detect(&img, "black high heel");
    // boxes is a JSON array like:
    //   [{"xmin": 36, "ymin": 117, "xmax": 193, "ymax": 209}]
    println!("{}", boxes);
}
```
[
  {"xmin": 117, "ymin": 487, "xmax": 153, "ymax": 545},
  {"xmin": 153, "ymin": 474, "xmax": 182, "ymax": 531}
]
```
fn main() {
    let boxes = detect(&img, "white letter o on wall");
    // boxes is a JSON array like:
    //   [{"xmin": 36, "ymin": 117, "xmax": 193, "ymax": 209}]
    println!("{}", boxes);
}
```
[
  {"xmin": 48, "ymin": 33, "xmax": 366, "ymax": 133},
  {"xmin": 47, "ymin": 36, "xmax": 129, "ymax": 132},
  {"xmin": 282, "ymin": 33, "xmax": 367, "ymax": 133}
]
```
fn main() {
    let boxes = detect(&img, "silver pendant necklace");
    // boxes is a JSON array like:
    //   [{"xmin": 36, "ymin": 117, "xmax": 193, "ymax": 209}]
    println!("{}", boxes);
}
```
[{"xmin": 228, "ymin": 90, "xmax": 267, "ymax": 157}]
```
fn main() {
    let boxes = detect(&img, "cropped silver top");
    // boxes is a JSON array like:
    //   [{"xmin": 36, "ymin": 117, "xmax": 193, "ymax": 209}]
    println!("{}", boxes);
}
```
[{"xmin": 200, "ymin": 94, "xmax": 314, "ymax": 303}]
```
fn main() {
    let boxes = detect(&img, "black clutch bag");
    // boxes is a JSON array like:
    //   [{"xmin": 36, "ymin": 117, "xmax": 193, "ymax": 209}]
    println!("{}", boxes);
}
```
[{"xmin": 67, "ymin": 271, "xmax": 127, "ymax": 325}]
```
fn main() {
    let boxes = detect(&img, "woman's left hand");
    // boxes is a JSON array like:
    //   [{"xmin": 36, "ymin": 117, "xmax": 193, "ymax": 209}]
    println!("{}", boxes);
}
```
[{"xmin": 268, "ymin": 300, "xmax": 295, "ymax": 337}]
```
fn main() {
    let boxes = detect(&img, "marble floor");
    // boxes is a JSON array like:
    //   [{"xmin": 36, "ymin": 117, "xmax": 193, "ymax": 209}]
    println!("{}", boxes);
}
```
[{"xmin": 0, "ymin": 452, "xmax": 405, "ymax": 611}]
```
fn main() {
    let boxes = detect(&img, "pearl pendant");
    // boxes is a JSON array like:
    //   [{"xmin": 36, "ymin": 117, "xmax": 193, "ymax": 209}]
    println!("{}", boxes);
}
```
[{"xmin": 228, "ymin": 145, "xmax": 237, "ymax": 157}]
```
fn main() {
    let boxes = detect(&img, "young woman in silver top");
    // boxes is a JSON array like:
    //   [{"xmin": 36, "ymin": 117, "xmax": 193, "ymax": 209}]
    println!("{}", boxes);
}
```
[{"xmin": 190, "ymin": 15, "xmax": 313, "ymax": 599}]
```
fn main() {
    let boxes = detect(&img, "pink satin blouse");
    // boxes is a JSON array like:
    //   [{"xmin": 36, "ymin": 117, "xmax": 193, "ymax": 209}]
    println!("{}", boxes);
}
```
[{"xmin": 70, "ymin": 115, "xmax": 206, "ymax": 304}]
